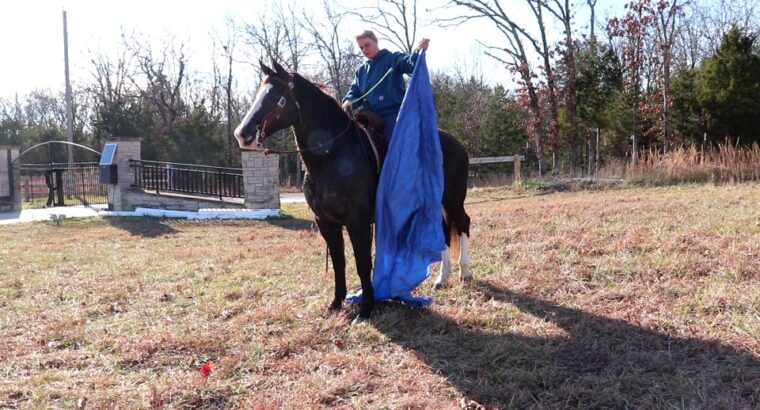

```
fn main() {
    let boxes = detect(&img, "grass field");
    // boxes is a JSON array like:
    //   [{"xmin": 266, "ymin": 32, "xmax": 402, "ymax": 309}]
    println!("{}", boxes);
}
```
[{"xmin": 1, "ymin": 183, "xmax": 758, "ymax": 409}]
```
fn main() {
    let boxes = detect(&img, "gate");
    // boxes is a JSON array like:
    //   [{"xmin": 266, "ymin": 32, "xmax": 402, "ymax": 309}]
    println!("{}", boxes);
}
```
[{"xmin": 17, "ymin": 142, "xmax": 107, "ymax": 208}]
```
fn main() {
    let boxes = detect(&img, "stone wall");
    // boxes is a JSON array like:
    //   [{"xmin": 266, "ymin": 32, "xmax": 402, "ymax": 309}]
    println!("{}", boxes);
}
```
[
  {"xmin": 124, "ymin": 189, "xmax": 245, "ymax": 212},
  {"xmin": 106, "ymin": 139, "xmax": 280, "ymax": 212}
]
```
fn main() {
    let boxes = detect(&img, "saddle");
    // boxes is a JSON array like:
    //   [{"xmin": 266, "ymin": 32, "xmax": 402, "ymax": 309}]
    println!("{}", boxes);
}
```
[{"xmin": 354, "ymin": 109, "xmax": 386, "ymax": 173}]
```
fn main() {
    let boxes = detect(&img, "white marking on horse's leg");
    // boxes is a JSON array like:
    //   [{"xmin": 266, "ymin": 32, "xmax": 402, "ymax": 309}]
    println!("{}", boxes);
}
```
[
  {"xmin": 434, "ymin": 245, "xmax": 452, "ymax": 288},
  {"xmin": 459, "ymin": 234, "xmax": 473, "ymax": 280}
]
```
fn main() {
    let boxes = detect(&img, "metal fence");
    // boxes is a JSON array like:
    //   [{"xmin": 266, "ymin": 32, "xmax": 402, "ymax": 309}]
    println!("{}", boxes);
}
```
[
  {"xmin": 130, "ymin": 159, "xmax": 244, "ymax": 200},
  {"xmin": 19, "ymin": 162, "xmax": 107, "ymax": 207}
]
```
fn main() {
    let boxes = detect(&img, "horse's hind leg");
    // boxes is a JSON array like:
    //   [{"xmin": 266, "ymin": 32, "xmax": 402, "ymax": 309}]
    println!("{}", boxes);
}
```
[
  {"xmin": 316, "ymin": 218, "xmax": 346, "ymax": 311},
  {"xmin": 457, "ymin": 211, "xmax": 473, "ymax": 281}
]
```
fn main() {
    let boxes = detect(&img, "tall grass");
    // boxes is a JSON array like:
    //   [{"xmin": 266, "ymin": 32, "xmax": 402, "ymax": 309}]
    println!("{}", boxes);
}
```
[{"xmin": 625, "ymin": 142, "xmax": 760, "ymax": 185}]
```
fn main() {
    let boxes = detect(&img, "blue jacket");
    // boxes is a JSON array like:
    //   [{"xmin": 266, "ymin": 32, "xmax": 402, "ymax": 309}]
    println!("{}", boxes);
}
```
[{"xmin": 343, "ymin": 49, "xmax": 420, "ymax": 118}]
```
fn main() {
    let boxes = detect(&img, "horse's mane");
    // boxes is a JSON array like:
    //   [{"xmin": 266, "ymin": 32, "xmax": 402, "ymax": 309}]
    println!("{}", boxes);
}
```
[{"xmin": 292, "ymin": 73, "xmax": 346, "ymax": 117}]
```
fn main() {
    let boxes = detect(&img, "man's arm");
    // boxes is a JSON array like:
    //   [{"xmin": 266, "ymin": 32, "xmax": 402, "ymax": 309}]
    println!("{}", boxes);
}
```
[
  {"xmin": 392, "ymin": 38, "xmax": 430, "ymax": 75},
  {"xmin": 342, "ymin": 70, "xmax": 362, "ymax": 114}
]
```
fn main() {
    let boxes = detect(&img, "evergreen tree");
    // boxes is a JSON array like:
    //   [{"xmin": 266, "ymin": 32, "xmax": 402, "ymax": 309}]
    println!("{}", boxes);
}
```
[{"xmin": 696, "ymin": 26, "xmax": 760, "ymax": 144}]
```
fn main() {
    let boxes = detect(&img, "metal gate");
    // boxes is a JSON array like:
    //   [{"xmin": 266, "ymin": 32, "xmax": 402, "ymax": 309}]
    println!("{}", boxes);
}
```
[{"xmin": 17, "ymin": 142, "xmax": 107, "ymax": 208}]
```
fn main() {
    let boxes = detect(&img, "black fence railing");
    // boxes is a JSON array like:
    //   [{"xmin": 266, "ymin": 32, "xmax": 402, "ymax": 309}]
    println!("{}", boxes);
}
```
[
  {"xmin": 130, "ymin": 160, "xmax": 244, "ymax": 200},
  {"xmin": 19, "ymin": 162, "xmax": 107, "ymax": 207}
]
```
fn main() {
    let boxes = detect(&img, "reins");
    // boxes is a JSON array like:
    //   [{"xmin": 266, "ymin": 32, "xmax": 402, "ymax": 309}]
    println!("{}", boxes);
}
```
[
  {"xmin": 348, "ymin": 67, "xmax": 394, "ymax": 105},
  {"xmin": 250, "ymin": 118, "xmax": 356, "ymax": 155}
]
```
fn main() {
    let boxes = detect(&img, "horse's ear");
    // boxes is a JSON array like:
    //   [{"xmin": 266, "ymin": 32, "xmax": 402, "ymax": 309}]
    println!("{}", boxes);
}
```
[
  {"xmin": 260, "ymin": 60, "xmax": 276, "ymax": 77},
  {"xmin": 271, "ymin": 59, "xmax": 288, "ymax": 76}
]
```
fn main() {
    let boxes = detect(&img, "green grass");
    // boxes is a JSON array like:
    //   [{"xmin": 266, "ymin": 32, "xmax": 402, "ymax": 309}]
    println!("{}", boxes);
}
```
[{"xmin": 1, "ymin": 184, "xmax": 758, "ymax": 408}]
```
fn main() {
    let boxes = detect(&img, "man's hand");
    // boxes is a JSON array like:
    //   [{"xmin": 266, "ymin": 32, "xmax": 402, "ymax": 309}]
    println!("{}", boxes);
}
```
[
  {"xmin": 418, "ymin": 38, "xmax": 430, "ymax": 51},
  {"xmin": 342, "ymin": 101, "xmax": 353, "ymax": 116}
]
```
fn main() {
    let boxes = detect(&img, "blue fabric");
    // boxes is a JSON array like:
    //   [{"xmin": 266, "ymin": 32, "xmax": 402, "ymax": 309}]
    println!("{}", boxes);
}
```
[
  {"xmin": 343, "ymin": 49, "xmax": 420, "ymax": 117},
  {"xmin": 348, "ymin": 50, "xmax": 444, "ymax": 307}
]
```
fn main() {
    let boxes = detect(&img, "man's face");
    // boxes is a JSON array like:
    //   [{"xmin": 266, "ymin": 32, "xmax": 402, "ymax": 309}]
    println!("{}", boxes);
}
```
[{"xmin": 357, "ymin": 37, "xmax": 379, "ymax": 60}]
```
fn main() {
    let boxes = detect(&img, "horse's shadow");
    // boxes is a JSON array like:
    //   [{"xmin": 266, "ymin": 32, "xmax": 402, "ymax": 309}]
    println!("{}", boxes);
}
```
[
  {"xmin": 103, "ymin": 215, "xmax": 315, "ymax": 238},
  {"xmin": 372, "ymin": 281, "xmax": 760, "ymax": 408}
]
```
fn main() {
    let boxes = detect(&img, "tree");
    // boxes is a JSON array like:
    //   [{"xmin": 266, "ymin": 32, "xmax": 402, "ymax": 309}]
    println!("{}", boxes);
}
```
[
  {"xmin": 541, "ymin": 0, "xmax": 582, "ymax": 172},
  {"xmin": 695, "ymin": 26, "xmax": 760, "ymax": 144},
  {"xmin": 352, "ymin": 0, "xmax": 420, "ymax": 53},
  {"xmin": 303, "ymin": 0, "xmax": 363, "ymax": 99},
  {"xmin": 651, "ymin": 0, "xmax": 684, "ymax": 151},
  {"xmin": 242, "ymin": 1, "xmax": 308, "ymax": 72},
  {"xmin": 575, "ymin": 37, "xmax": 624, "ymax": 166},
  {"xmin": 432, "ymin": 72, "xmax": 526, "ymax": 158},
  {"xmin": 445, "ymin": 0, "xmax": 550, "ymax": 174}
]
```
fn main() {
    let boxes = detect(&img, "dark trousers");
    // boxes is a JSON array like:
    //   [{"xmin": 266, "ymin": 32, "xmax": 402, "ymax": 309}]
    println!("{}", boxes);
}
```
[{"xmin": 382, "ymin": 113, "xmax": 398, "ymax": 146}]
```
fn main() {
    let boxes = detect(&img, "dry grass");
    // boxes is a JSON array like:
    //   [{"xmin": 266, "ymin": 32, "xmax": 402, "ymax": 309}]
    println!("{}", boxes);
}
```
[
  {"xmin": 1, "ymin": 184, "xmax": 758, "ymax": 409},
  {"xmin": 615, "ymin": 142, "xmax": 760, "ymax": 184}
]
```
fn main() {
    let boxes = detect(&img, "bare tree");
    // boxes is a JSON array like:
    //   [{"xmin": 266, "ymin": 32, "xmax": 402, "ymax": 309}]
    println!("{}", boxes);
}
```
[
  {"xmin": 303, "ymin": 0, "xmax": 363, "ymax": 99},
  {"xmin": 652, "ymin": 0, "xmax": 683, "ymax": 151},
  {"xmin": 445, "ymin": 0, "xmax": 550, "ymax": 174},
  {"xmin": 587, "ymin": 0, "xmax": 598, "ymax": 39},
  {"xmin": 695, "ymin": 0, "xmax": 758, "ymax": 55},
  {"xmin": 122, "ymin": 33, "xmax": 189, "ymax": 135},
  {"xmin": 541, "ymin": 0, "xmax": 581, "ymax": 172},
  {"xmin": 351, "ymin": 0, "xmax": 420, "ymax": 53},
  {"xmin": 242, "ymin": 1, "xmax": 308, "ymax": 72},
  {"xmin": 210, "ymin": 18, "xmax": 241, "ymax": 165}
]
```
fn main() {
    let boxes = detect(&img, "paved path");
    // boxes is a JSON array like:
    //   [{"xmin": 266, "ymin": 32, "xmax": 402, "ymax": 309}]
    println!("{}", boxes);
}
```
[{"xmin": 0, "ymin": 193, "xmax": 306, "ymax": 225}]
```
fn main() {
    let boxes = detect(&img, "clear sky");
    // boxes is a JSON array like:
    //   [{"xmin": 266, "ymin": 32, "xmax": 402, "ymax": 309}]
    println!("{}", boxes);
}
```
[{"xmin": 0, "ymin": 0, "xmax": 626, "ymax": 99}]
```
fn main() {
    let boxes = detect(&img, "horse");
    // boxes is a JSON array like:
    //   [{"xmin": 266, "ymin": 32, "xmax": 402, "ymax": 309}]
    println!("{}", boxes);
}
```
[{"xmin": 234, "ymin": 60, "xmax": 472, "ymax": 324}]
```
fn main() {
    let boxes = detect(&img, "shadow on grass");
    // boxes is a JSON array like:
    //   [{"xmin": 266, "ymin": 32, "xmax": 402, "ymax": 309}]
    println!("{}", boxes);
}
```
[
  {"xmin": 263, "ymin": 215, "xmax": 315, "ymax": 232},
  {"xmin": 103, "ymin": 215, "xmax": 316, "ymax": 237},
  {"xmin": 104, "ymin": 217, "xmax": 178, "ymax": 238},
  {"xmin": 372, "ymin": 280, "xmax": 760, "ymax": 409}
]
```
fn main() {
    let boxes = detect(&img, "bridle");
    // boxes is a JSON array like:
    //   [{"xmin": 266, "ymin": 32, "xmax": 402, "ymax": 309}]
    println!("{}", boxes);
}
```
[
  {"xmin": 249, "ymin": 75, "xmax": 356, "ymax": 156},
  {"xmin": 256, "ymin": 76, "xmax": 302, "ymax": 143}
]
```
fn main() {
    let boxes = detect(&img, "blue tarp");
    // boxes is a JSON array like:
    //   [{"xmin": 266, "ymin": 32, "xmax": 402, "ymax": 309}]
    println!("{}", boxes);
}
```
[{"xmin": 348, "ymin": 50, "xmax": 444, "ymax": 306}]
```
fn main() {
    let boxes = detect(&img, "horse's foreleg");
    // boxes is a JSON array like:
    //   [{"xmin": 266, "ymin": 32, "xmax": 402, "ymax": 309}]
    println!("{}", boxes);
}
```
[
  {"xmin": 316, "ymin": 219, "xmax": 346, "ymax": 311},
  {"xmin": 346, "ymin": 221, "xmax": 374, "ymax": 323},
  {"xmin": 434, "ymin": 217, "xmax": 453, "ymax": 289},
  {"xmin": 434, "ymin": 245, "xmax": 453, "ymax": 289}
]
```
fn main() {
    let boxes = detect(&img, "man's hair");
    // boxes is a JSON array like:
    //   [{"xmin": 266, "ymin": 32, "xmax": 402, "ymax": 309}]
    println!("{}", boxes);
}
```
[{"xmin": 355, "ymin": 30, "xmax": 378, "ymax": 43}]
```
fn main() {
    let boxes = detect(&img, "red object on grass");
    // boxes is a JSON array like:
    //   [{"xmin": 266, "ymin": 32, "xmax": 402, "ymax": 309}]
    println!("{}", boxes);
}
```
[{"xmin": 200, "ymin": 362, "xmax": 212, "ymax": 377}]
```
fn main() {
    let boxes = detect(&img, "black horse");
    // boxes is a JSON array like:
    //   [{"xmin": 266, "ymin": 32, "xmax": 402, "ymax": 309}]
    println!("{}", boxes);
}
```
[{"xmin": 234, "ymin": 60, "xmax": 472, "ymax": 324}]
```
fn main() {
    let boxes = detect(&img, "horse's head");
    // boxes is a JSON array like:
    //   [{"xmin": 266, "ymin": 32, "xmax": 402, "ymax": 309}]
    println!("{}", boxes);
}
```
[{"xmin": 234, "ymin": 60, "xmax": 301, "ymax": 149}]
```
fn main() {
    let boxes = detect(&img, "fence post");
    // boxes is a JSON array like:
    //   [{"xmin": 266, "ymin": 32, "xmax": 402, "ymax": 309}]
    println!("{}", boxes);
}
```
[{"xmin": 514, "ymin": 156, "xmax": 522, "ymax": 181}]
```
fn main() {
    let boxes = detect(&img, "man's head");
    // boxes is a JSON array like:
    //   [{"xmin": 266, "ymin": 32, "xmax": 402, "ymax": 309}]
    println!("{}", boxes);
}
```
[{"xmin": 356, "ymin": 30, "xmax": 380, "ymax": 60}]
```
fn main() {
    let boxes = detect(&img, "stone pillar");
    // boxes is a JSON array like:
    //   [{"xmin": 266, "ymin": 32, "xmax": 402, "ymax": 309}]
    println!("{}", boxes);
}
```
[
  {"xmin": 241, "ymin": 151, "xmax": 280, "ymax": 209},
  {"xmin": 0, "ymin": 147, "xmax": 20, "ymax": 212},
  {"xmin": 106, "ymin": 138, "xmax": 141, "ymax": 211}
]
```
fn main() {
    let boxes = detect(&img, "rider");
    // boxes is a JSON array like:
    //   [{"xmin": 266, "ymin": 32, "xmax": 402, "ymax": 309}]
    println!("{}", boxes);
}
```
[{"xmin": 341, "ymin": 30, "xmax": 430, "ymax": 144}]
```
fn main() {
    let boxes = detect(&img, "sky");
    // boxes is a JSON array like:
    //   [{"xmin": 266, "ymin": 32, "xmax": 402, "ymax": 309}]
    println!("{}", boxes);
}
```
[{"xmin": 0, "ymin": 0, "xmax": 627, "ymax": 99}]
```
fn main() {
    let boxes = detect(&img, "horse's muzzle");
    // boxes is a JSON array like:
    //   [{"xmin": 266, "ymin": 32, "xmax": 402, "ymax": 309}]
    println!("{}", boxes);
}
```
[{"xmin": 233, "ymin": 124, "xmax": 259, "ymax": 148}]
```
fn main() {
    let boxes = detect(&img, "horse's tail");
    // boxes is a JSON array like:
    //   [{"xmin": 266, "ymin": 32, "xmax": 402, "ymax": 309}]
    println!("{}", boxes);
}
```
[{"xmin": 449, "ymin": 224, "xmax": 460, "ymax": 261}]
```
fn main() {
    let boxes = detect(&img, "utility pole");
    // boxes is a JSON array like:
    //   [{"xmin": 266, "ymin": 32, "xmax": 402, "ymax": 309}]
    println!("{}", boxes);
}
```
[
  {"xmin": 63, "ymin": 9, "xmax": 74, "ymax": 167},
  {"xmin": 224, "ymin": 45, "xmax": 233, "ymax": 167}
]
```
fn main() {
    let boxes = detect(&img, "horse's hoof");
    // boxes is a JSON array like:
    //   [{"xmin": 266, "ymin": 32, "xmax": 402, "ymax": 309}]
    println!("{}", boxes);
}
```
[
  {"xmin": 351, "ymin": 315, "xmax": 369, "ymax": 326},
  {"xmin": 461, "ymin": 275, "xmax": 475, "ymax": 283},
  {"xmin": 328, "ymin": 303, "xmax": 342, "ymax": 313},
  {"xmin": 433, "ymin": 282, "xmax": 448, "ymax": 290}
]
